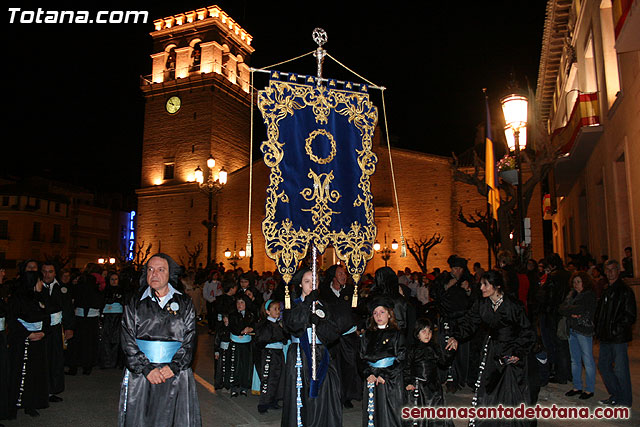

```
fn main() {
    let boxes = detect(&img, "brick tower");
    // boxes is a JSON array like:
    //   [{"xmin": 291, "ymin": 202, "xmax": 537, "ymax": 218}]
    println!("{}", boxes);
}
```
[{"xmin": 136, "ymin": 5, "xmax": 254, "ymax": 265}]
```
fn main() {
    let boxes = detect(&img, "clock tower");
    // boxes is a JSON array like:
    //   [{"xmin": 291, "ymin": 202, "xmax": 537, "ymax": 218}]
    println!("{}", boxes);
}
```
[{"xmin": 136, "ymin": 5, "xmax": 254, "ymax": 263}]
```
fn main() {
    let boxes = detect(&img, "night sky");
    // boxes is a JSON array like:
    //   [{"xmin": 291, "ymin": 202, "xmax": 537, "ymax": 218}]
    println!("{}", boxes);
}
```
[{"xmin": 6, "ymin": 1, "xmax": 546, "ymax": 194}]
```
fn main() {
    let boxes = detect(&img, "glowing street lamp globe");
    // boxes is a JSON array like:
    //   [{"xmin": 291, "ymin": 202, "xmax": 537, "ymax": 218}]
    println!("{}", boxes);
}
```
[
  {"xmin": 207, "ymin": 154, "xmax": 216, "ymax": 169},
  {"xmin": 501, "ymin": 94, "xmax": 528, "ymax": 130}
]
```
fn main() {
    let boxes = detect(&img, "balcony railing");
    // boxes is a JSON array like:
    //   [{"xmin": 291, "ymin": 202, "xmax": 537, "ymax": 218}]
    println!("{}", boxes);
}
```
[{"xmin": 551, "ymin": 92, "xmax": 600, "ymax": 154}]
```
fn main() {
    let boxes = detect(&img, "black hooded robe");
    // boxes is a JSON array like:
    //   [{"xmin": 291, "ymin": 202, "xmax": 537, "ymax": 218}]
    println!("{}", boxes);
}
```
[
  {"xmin": 227, "ymin": 308, "xmax": 256, "ymax": 393},
  {"xmin": 43, "ymin": 279, "xmax": 65, "ymax": 394},
  {"xmin": 118, "ymin": 287, "xmax": 201, "ymax": 427},
  {"xmin": 0, "ymin": 298, "xmax": 10, "ymax": 420},
  {"xmin": 403, "ymin": 341, "xmax": 454, "ymax": 427},
  {"xmin": 99, "ymin": 284, "xmax": 125, "ymax": 368},
  {"xmin": 453, "ymin": 296, "xmax": 535, "ymax": 426},
  {"xmin": 281, "ymin": 296, "xmax": 342, "ymax": 427},
  {"xmin": 7, "ymin": 275, "xmax": 50, "ymax": 414},
  {"xmin": 360, "ymin": 327, "xmax": 406, "ymax": 427},
  {"xmin": 254, "ymin": 316, "xmax": 287, "ymax": 408}
]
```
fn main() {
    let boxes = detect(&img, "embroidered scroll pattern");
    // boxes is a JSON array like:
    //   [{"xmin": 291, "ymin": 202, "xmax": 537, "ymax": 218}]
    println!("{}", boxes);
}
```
[{"xmin": 258, "ymin": 78, "xmax": 378, "ymax": 284}]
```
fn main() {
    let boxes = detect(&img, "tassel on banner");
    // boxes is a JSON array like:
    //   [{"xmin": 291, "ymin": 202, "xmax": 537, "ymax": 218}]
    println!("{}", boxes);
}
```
[
  {"xmin": 400, "ymin": 236, "xmax": 407, "ymax": 257},
  {"xmin": 285, "ymin": 285, "xmax": 291, "ymax": 309},
  {"xmin": 351, "ymin": 285, "xmax": 358, "ymax": 308},
  {"xmin": 245, "ymin": 233, "xmax": 252, "ymax": 258}
]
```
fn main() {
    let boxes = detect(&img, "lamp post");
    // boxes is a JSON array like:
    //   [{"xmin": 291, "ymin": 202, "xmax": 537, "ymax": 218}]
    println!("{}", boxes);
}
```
[
  {"xmin": 195, "ymin": 154, "xmax": 227, "ymax": 268},
  {"xmin": 501, "ymin": 93, "xmax": 528, "ymax": 256},
  {"xmin": 373, "ymin": 233, "xmax": 399, "ymax": 267},
  {"xmin": 224, "ymin": 241, "xmax": 245, "ymax": 269}
]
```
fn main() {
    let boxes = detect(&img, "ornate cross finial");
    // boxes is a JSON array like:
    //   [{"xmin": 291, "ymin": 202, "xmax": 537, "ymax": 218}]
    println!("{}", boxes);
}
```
[
  {"xmin": 312, "ymin": 28, "xmax": 328, "ymax": 47},
  {"xmin": 312, "ymin": 28, "xmax": 327, "ymax": 80}
]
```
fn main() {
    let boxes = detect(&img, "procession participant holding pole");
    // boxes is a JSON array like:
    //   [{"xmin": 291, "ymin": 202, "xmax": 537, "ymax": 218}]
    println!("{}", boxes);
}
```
[{"xmin": 281, "ymin": 268, "xmax": 342, "ymax": 427}]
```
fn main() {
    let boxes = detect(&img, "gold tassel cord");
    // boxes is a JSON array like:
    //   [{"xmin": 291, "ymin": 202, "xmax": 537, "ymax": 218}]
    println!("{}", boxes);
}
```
[{"xmin": 381, "ymin": 90, "xmax": 407, "ymax": 257}]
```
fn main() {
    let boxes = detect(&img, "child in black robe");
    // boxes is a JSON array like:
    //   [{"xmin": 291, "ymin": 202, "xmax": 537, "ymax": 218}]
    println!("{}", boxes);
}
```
[
  {"xmin": 403, "ymin": 318, "xmax": 454, "ymax": 426},
  {"xmin": 214, "ymin": 314, "xmax": 231, "ymax": 390},
  {"xmin": 360, "ymin": 296, "xmax": 406, "ymax": 427},
  {"xmin": 227, "ymin": 294, "xmax": 256, "ymax": 397},
  {"xmin": 255, "ymin": 299, "xmax": 287, "ymax": 414}
]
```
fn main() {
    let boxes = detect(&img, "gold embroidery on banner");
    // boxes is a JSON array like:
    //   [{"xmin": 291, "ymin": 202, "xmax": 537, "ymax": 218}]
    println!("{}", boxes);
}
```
[
  {"xmin": 305, "ymin": 129, "xmax": 336, "ymax": 165},
  {"xmin": 258, "ymin": 79, "xmax": 378, "ymax": 284}
]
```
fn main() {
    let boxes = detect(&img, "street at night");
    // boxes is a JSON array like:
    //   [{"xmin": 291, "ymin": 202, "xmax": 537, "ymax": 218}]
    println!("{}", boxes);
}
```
[
  {"xmin": 2, "ymin": 1, "xmax": 639, "ymax": 426},
  {"xmin": 2, "ymin": 324, "xmax": 639, "ymax": 426}
]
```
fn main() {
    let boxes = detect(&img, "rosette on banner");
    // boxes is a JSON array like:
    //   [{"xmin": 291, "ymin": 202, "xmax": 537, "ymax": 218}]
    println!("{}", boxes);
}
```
[{"xmin": 258, "ymin": 71, "xmax": 378, "ymax": 289}]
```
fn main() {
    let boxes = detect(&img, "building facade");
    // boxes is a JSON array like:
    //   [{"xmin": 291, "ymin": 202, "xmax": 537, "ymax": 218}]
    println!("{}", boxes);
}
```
[
  {"xmin": 536, "ymin": 0, "xmax": 638, "ymax": 276},
  {"xmin": 136, "ymin": 5, "xmax": 544, "ymax": 274},
  {"xmin": 0, "ymin": 177, "xmax": 131, "ymax": 274}
]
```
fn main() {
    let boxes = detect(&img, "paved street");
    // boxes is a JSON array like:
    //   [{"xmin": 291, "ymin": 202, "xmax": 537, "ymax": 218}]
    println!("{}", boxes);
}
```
[{"xmin": 4, "ymin": 325, "xmax": 638, "ymax": 426}]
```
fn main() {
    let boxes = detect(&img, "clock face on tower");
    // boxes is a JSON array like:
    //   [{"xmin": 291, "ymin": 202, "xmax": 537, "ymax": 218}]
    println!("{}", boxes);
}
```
[{"xmin": 166, "ymin": 96, "xmax": 181, "ymax": 114}]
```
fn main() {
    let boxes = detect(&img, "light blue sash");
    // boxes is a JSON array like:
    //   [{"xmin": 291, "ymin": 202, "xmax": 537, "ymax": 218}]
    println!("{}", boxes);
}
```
[
  {"xmin": 18, "ymin": 318, "xmax": 43, "ymax": 332},
  {"xmin": 220, "ymin": 341, "xmax": 229, "ymax": 351},
  {"xmin": 75, "ymin": 307, "xmax": 101, "ymax": 317},
  {"xmin": 290, "ymin": 336, "xmax": 300, "ymax": 344},
  {"xmin": 103, "ymin": 303, "xmax": 124, "ymax": 314},
  {"xmin": 0, "ymin": 317, "xmax": 5, "ymax": 331},
  {"xmin": 230, "ymin": 333, "xmax": 252, "ymax": 343},
  {"xmin": 368, "ymin": 356, "xmax": 396, "ymax": 368},
  {"xmin": 50, "ymin": 311, "xmax": 63, "ymax": 326},
  {"xmin": 265, "ymin": 342, "xmax": 284, "ymax": 350},
  {"xmin": 136, "ymin": 339, "xmax": 181, "ymax": 364},
  {"xmin": 342, "ymin": 325, "xmax": 357, "ymax": 335}
]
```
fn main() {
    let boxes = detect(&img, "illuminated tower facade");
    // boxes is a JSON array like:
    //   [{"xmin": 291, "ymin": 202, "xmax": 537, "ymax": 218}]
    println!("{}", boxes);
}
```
[{"xmin": 136, "ymin": 5, "xmax": 254, "ymax": 262}]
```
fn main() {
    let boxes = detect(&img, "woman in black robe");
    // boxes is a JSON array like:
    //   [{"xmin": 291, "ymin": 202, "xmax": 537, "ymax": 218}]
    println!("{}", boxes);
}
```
[
  {"xmin": 118, "ymin": 253, "xmax": 200, "ymax": 427},
  {"xmin": 446, "ymin": 270, "xmax": 535, "ymax": 426},
  {"xmin": 403, "ymin": 318, "xmax": 454, "ymax": 427},
  {"xmin": 7, "ymin": 271, "xmax": 50, "ymax": 418},
  {"xmin": 227, "ymin": 294, "xmax": 256, "ymax": 397},
  {"xmin": 360, "ymin": 296, "xmax": 406, "ymax": 427},
  {"xmin": 281, "ymin": 268, "xmax": 342, "ymax": 427},
  {"xmin": 99, "ymin": 271, "xmax": 125, "ymax": 369}
]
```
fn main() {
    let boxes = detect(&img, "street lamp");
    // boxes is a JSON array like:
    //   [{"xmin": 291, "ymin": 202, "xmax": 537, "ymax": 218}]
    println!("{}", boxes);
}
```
[
  {"xmin": 225, "ymin": 241, "xmax": 245, "ymax": 269},
  {"xmin": 195, "ymin": 155, "xmax": 227, "ymax": 268},
  {"xmin": 374, "ymin": 233, "xmax": 399, "ymax": 267},
  {"xmin": 501, "ymin": 93, "xmax": 528, "ymax": 255}
]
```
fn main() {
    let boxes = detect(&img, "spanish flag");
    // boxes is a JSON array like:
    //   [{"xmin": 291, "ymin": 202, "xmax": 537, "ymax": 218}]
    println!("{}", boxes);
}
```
[{"xmin": 484, "ymin": 91, "xmax": 500, "ymax": 221}]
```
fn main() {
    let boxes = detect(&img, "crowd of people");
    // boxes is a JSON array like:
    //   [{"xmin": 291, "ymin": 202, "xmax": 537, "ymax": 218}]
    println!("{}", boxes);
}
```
[{"xmin": 0, "ymin": 246, "xmax": 636, "ymax": 426}]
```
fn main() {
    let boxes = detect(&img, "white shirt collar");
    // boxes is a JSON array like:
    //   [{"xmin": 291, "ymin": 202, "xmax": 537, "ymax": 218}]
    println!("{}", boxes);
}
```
[
  {"xmin": 140, "ymin": 283, "xmax": 182, "ymax": 308},
  {"xmin": 45, "ymin": 278, "xmax": 59, "ymax": 295},
  {"xmin": 331, "ymin": 286, "xmax": 341, "ymax": 298},
  {"xmin": 267, "ymin": 316, "xmax": 278, "ymax": 323}
]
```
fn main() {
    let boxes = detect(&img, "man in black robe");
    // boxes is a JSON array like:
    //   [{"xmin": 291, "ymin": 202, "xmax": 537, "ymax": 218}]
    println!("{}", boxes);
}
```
[
  {"xmin": 319, "ymin": 264, "xmax": 362, "ymax": 408},
  {"xmin": 118, "ymin": 253, "xmax": 201, "ymax": 427},
  {"xmin": 42, "ymin": 262, "xmax": 65, "ymax": 403}
]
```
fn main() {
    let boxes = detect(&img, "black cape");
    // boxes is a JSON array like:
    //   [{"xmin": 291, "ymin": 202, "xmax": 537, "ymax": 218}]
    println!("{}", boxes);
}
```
[
  {"xmin": 403, "ymin": 341, "xmax": 454, "ymax": 427},
  {"xmin": 281, "ymin": 295, "xmax": 342, "ymax": 427},
  {"xmin": 118, "ymin": 287, "xmax": 201, "ymax": 427},
  {"xmin": 360, "ymin": 327, "xmax": 406, "ymax": 427},
  {"xmin": 43, "ymin": 280, "xmax": 65, "ymax": 394},
  {"xmin": 453, "ymin": 296, "xmax": 535, "ymax": 426},
  {"xmin": 7, "ymin": 283, "xmax": 49, "ymax": 413},
  {"xmin": 99, "ymin": 284, "xmax": 125, "ymax": 368}
]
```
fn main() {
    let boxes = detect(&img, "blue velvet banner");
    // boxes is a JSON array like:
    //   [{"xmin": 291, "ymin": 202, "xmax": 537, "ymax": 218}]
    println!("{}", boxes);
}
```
[{"xmin": 259, "ymin": 72, "xmax": 378, "ymax": 283}]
